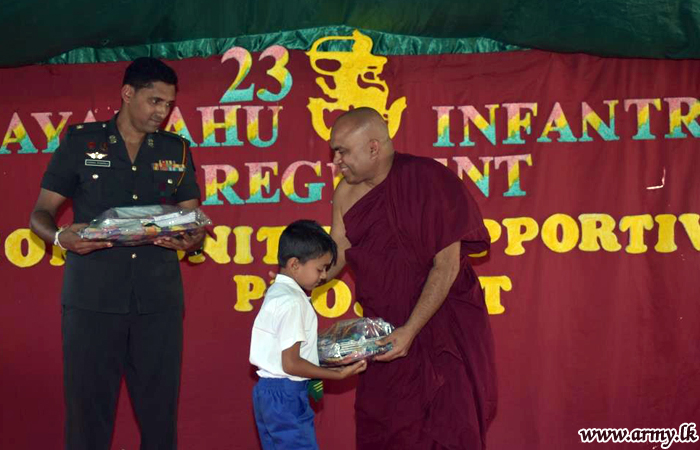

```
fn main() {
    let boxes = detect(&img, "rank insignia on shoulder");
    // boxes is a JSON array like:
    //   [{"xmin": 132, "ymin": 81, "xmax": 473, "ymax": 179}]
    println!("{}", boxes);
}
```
[
  {"xmin": 153, "ymin": 160, "xmax": 186, "ymax": 172},
  {"xmin": 70, "ymin": 122, "xmax": 104, "ymax": 134},
  {"xmin": 85, "ymin": 159, "xmax": 111, "ymax": 167}
]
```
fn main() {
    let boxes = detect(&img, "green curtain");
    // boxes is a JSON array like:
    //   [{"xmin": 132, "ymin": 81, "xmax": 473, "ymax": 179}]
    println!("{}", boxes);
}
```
[{"xmin": 2, "ymin": 0, "xmax": 699, "ymax": 67}]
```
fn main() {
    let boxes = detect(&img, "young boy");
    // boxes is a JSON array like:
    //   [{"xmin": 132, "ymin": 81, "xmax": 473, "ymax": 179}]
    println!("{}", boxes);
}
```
[{"xmin": 249, "ymin": 220, "xmax": 367, "ymax": 450}]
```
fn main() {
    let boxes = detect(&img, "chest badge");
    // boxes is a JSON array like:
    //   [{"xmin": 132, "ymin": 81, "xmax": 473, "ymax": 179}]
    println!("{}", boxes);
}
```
[
  {"xmin": 153, "ymin": 160, "xmax": 186, "ymax": 172},
  {"xmin": 86, "ymin": 151, "xmax": 108, "ymax": 160},
  {"xmin": 85, "ymin": 159, "xmax": 111, "ymax": 167}
]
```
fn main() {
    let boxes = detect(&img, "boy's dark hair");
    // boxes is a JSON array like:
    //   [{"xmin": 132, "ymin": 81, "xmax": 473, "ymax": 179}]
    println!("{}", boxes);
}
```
[
  {"xmin": 278, "ymin": 220, "xmax": 338, "ymax": 268},
  {"xmin": 122, "ymin": 57, "xmax": 178, "ymax": 91}
]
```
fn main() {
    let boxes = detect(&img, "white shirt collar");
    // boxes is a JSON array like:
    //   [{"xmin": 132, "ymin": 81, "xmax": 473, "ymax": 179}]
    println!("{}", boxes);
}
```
[{"xmin": 274, "ymin": 273, "xmax": 309, "ymax": 298}]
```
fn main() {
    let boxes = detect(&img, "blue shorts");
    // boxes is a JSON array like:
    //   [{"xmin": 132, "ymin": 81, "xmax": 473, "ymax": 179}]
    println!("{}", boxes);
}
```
[{"xmin": 252, "ymin": 378, "xmax": 319, "ymax": 450}]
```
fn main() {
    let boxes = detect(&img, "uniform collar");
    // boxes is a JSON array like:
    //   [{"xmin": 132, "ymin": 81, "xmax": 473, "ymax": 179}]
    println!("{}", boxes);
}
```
[
  {"xmin": 274, "ymin": 274, "xmax": 309, "ymax": 299},
  {"xmin": 106, "ymin": 114, "xmax": 121, "ymax": 145},
  {"xmin": 107, "ymin": 113, "xmax": 157, "ymax": 147}
]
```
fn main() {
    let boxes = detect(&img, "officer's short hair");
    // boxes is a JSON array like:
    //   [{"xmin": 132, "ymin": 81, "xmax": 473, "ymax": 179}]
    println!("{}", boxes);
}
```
[
  {"xmin": 123, "ymin": 57, "xmax": 178, "ymax": 91},
  {"xmin": 278, "ymin": 220, "xmax": 338, "ymax": 268}
]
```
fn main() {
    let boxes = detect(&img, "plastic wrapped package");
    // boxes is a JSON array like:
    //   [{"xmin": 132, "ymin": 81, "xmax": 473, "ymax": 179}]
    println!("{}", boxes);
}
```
[
  {"xmin": 79, "ymin": 205, "xmax": 212, "ymax": 246},
  {"xmin": 318, "ymin": 317, "xmax": 394, "ymax": 367}
]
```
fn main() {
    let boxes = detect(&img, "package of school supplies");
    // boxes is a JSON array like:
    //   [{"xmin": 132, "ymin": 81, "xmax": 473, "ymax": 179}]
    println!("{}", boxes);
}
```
[
  {"xmin": 318, "ymin": 317, "xmax": 394, "ymax": 367},
  {"xmin": 79, "ymin": 205, "xmax": 211, "ymax": 246}
]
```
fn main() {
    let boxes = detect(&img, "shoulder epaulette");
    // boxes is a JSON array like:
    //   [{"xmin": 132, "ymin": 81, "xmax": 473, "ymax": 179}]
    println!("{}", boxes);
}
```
[
  {"xmin": 67, "ymin": 121, "xmax": 108, "ymax": 136},
  {"xmin": 157, "ymin": 129, "xmax": 189, "ymax": 144}
]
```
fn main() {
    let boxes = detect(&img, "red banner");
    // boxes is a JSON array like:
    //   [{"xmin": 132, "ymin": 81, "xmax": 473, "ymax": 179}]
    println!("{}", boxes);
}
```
[{"xmin": 1, "ymin": 31, "xmax": 699, "ymax": 449}]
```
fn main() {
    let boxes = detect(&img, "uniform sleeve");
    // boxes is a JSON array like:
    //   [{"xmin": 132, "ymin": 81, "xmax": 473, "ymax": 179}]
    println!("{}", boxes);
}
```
[
  {"xmin": 175, "ymin": 141, "xmax": 201, "ymax": 203},
  {"xmin": 40, "ymin": 132, "xmax": 78, "ymax": 198},
  {"xmin": 276, "ymin": 299, "xmax": 308, "ymax": 352}
]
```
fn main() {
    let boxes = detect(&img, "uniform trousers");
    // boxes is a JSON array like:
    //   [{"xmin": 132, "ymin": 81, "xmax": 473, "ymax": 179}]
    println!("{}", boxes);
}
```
[{"xmin": 61, "ymin": 295, "xmax": 183, "ymax": 450}]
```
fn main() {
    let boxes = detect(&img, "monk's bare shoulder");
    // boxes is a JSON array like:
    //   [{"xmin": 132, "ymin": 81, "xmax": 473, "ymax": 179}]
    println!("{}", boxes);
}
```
[
  {"xmin": 332, "ymin": 178, "xmax": 354, "ymax": 216},
  {"xmin": 334, "ymin": 177, "xmax": 377, "ymax": 218}
]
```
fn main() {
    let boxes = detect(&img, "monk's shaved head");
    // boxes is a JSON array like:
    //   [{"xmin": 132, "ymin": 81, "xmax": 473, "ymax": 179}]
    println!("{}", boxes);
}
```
[
  {"xmin": 333, "ymin": 107, "xmax": 390, "ymax": 144},
  {"xmin": 330, "ymin": 107, "xmax": 395, "ymax": 186}
]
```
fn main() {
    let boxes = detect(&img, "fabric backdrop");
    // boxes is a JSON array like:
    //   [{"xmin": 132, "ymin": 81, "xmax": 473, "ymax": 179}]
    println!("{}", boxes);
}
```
[
  {"xmin": 5, "ymin": 1, "xmax": 700, "ymax": 66},
  {"xmin": 1, "ymin": 30, "xmax": 698, "ymax": 449}
]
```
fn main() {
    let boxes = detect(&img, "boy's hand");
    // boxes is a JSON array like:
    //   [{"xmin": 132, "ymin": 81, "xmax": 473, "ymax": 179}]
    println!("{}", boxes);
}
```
[{"xmin": 332, "ymin": 359, "xmax": 367, "ymax": 379}]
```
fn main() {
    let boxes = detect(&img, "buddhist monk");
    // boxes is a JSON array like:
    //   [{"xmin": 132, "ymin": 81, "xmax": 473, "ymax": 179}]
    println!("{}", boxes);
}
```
[{"xmin": 327, "ymin": 107, "xmax": 497, "ymax": 450}]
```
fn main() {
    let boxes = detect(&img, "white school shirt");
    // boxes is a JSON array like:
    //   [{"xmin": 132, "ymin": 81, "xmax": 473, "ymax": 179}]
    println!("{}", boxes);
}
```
[{"xmin": 249, "ymin": 274, "xmax": 319, "ymax": 381}]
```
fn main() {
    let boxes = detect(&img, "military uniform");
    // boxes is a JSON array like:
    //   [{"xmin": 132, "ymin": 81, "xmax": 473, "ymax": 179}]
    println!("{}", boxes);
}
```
[{"xmin": 41, "ymin": 114, "xmax": 201, "ymax": 450}]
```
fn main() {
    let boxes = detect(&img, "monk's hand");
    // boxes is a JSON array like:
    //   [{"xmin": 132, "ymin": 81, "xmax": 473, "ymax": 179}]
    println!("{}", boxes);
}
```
[
  {"xmin": 373, "ymin": 326, "xmax": 417, "ymax": 362},
  {"xmin": 154, "ymin": 228, "xmax": 205, "ymax": 252},
  {"xmin": 60, "ymin": 223, "xmax": 112, "ymax": 255}
]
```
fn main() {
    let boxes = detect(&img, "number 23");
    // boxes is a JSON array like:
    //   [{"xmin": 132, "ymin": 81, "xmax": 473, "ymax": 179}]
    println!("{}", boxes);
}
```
[{"xmin": 219, "ymin": 45, "xmax": 293, "ymax": 103}]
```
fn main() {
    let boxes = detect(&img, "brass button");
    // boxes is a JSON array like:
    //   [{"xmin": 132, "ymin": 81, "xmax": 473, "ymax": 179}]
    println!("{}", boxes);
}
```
[
  {"xmin": 132, "ymin": 194, "xmax": 138, "ymax": 200},
  {"xmin": 167, "ymin": 179, "xmax": 173, "ymax": 184},
  {"xmin": 131, "ymin": 166, "xmax": 137, "ymax": 171},
  {"xmin": 131, "ymin": 253, "xmax": 137, "ymax": 259},
  {"xmin": 92, "ymin": 174, "xmax": 99, "ymax": 179}
]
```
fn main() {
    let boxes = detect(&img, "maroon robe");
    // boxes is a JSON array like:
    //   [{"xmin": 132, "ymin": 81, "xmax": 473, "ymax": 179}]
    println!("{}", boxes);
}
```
[{"xmin": 343, "ymin": 153, "xmax": 497, "ymax": 450}]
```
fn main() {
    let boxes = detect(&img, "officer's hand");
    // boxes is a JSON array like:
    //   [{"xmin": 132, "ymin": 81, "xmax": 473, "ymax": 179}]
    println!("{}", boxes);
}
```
[
  {"xmin": 373, "ymin": 326, "xmax": 416, "ymax": 362},
  {"xmin": 60, "ymin": 223, "xmax": 113, "ymax": 255},
  {"xmin": 153, "ymin": 227, "xmax": 205, "ymax": 252}
]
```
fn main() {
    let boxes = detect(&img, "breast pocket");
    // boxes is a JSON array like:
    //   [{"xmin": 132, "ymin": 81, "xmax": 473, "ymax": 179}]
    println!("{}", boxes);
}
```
[
  {"xmin": 152, "ymin": 170, "xmax": 180, "ymax": 204},
  {"xmin": 78, "ymin": 166, "xmax": 128, "ymax": 208}
]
